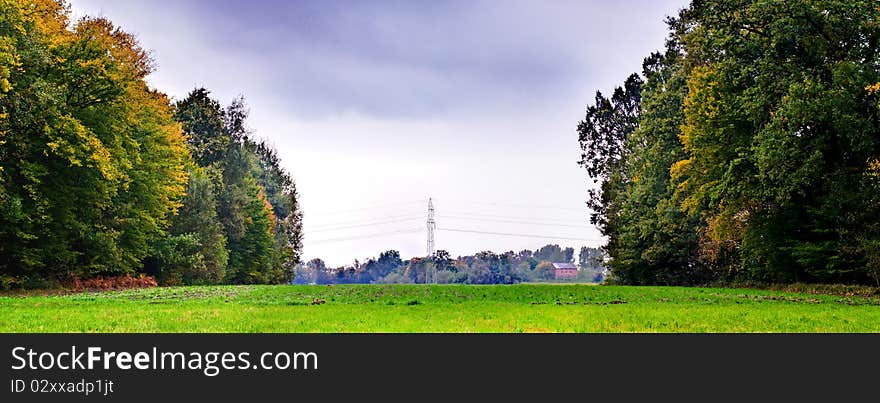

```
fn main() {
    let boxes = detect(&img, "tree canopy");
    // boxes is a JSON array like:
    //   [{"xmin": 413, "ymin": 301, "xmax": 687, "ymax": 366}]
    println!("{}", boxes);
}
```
[
  {"xmin": 0, "ymin": 1, "xmax": 303, "ymax": 288},
  {"xmin": 579, "ymin": 0, "xmax": 880, "ymax": 285}
]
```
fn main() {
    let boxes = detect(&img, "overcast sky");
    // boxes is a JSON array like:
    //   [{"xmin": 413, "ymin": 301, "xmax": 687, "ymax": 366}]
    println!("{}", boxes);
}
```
[{"xmin": 69, "ymin": 0, "xmax": 689, "ymax": 267}]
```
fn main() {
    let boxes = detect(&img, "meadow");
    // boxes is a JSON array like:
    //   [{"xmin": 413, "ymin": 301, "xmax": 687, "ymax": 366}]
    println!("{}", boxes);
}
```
[{"xmin": 1, "ymin": 284, "xmax": 879, "ymax": 333}]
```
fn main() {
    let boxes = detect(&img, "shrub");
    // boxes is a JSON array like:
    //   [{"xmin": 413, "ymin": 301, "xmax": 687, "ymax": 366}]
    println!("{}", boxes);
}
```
[{"xmin": 64, "ymin": 275, "xmax": 158, "ymax": 291}]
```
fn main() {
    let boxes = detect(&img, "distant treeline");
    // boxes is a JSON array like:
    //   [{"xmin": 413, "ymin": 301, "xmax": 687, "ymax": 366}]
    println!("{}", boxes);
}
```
[
  {"xmin": 295, "ymin": 245, "xmax": 606, "ymax": 285},
  {"xmin": 0, "ymin": 1, "xmax": 302, "ymax": 288},
  {"xmin": 579, "ymin": 1, "xmax": 880, "ymax": 285}
]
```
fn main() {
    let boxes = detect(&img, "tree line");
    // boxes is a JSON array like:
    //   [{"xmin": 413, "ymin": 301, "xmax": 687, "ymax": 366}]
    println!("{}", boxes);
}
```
[
  {"xmin": 579, "ymin": 0, "xmax": 880, "ymax": 285},
  {"xmin": 295, "ymin": 245, "xmax": 607, "ymax": 285},
  {"xmin": 0, "ymin": 1, "xmax": 302, "ymax": 288}
]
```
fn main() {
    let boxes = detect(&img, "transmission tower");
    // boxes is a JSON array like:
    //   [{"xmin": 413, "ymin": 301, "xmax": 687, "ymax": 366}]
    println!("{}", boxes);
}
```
[{"xmin": 426, "ymin": 198, "xmax": 436, "ymax": 258}]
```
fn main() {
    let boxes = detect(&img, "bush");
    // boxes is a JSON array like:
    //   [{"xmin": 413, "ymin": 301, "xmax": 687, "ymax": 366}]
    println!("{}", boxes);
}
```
[
  {"xmin": 144, "ymin": 233, "xmax": 222, "ymax": 286},
  {"xmin": 0, "ymin": 275, "xmax": 22, "ymax": 291},
  {"xmin": 434, "ymin": 270, "xmax": 467, "ymax": 284},
  {"xmin": 376, "ymin": 272, "xmax": 413, "ymax": 284},
  {"xmin": 64, "ymin": 275, "xmax": 158, "ymax": 291}
]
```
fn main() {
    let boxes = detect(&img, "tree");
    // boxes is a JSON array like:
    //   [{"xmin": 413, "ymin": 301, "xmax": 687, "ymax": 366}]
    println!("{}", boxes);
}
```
[
  {"xmin": 533, "ymin": 261, "xmax": 556, "ymax": 281},
  {"xmin": 431, "ymin": 250, "xmax": 453, "ymax": 272},
  {"xmin": 578, "ymin": 74, "xmax": 642, "ymax": 229},
  {"xmin": 173, "ymin": 88, "xmax": 228, "ymax": 168},
  {"xmin": 306, "ymin": 258, "xmax": 329, "ymax": 284},
  {"xmin": 147, "ymin": 166, "xmax": 228, "ymax": 285},
  {"xmin": 371, "ymin": 250, "xmax": 404, "ymax": 280},
  {"xmin": 616, "ymin": 48, "xmax": 708, "ymax": 285},
  {"xmin": 144, "ymin": 234, "xmax": 203, "ymax": 286},
  {"xmin": 579, "ymin": 0, "xmax": 880, "ymax": 285},
  {"xmin": 578, "ymin": 247, "xmax": 605, "ymax": 271},
  {"xmin": 0, "ymin": 3, "xmax": 188, "ymax": 286},
  {"xmin": 563, "ymin": 247, "xmax": 575, "ymax": 263},
  {"xmin": 172, "ymin": 90, "xmax": 302, "ymax": 285},
  {"xmin": 404, "ymin": 257, "xmax": 431, "ymax": 283},
  {"xmin": 0, "ymin": 2, "xmax": 303, "ymax": 288},
  {"xmin": 671, "ymin": 0, "xmax": 880, "ymax": 283},
  {"xmin": 533, "ymin": 244, "xmax": 566, "ymax": 262},
  {"xmin": 221, "ymin": 144, "xmax": 279, "ymax": 284},
  {"xmin": 251, "ymin": 139, "xmax": 304, "ymax": 275}
]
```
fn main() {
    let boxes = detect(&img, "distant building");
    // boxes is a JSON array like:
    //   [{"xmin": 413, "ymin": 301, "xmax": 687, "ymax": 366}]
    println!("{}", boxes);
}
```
[{"xmin": 552, "ymin": 263, "xmax": 578, "ymax": 280}]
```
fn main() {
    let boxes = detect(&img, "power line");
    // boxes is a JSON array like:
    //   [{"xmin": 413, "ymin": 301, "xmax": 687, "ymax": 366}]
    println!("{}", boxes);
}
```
[
  {"xmin": 436, "ymin": 198, "xmax": 589, "ymax": 212},
  {"xmin": 309, "ymin": 228, "xmax": 423, "ymax": 245},
  {"xmin": 309, "ymin": 215, "xmax": 423, "ymax": 232},
  {"xmin": 307, "ymin": 211, "xmax": 590, "ymax": 233},
  {"xmin": 309, "ymin": 199, "xmax": 427, "ymax": 216},
  {"xmin": 436, "ymin": 227, "xmax": 602, "ymax": 242},
  {"xmin": 439, "ymin": 210, "xmax": 588, "ymax": 223},
  {"xmin": 436, "ymin": 214, "xmax": 594, "ymax": 229},
  {"xmin": 308, "ymin": 214, "xmax": 422, "ymax": 229}
]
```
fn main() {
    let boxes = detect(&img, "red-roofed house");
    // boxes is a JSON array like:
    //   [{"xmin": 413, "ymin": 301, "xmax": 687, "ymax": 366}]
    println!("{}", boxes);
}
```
[{"xmin": 552, "ymin": 263, "xmax": 578, "ymax": 280}]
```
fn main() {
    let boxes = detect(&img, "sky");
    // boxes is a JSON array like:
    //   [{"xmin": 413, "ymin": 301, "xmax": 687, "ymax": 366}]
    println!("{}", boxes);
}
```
[{"xmin": 69, "ymin": 0, "xmax": 690, "ymax": 267}]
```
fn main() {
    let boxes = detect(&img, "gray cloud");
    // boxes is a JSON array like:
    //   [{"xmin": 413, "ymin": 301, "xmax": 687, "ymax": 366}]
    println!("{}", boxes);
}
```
[
  {"xmin": 69, "ymin": 0, "xmax": 690, "ymax": 266},
  {"xmin": 77, "ymin": 0, "xmax": 685, "ymax": 119}
]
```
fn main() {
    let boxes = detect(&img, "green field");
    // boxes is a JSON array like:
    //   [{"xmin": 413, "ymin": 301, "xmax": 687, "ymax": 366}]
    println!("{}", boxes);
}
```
[{"xmin": 1, "ymin": 284, "xmax": 879, "ymax": 332}]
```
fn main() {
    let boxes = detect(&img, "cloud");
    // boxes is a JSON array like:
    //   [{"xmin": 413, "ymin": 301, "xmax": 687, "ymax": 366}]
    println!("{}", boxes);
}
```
[
  {"xmin": 74, "ymin": 0, "xmax": 686, "ymax": 119},
  {"xmin": 68, "ymin": 0, "xmax": 688, "ymax": 266}
]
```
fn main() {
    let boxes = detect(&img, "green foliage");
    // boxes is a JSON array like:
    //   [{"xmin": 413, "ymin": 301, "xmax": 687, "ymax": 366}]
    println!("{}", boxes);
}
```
[
  {"xmin": 578, "ymin": 246, "xmax": 605, "ymax": 271},
  {"xmin": 173, "ymin": 88, "xmax": 228, "ymax": 167},
  {"xmin": 581, "ymin": 0, "xmax": 880, "ymax": 285},
  {"xmin": 675, "ymin": 0, "xmax": 880, "ymax": 283},
  {"xmin": 144, "ymin": 233, "xmax": 204, "ymax": 286},
  {"xmin": 219, "ymin": 144, "xmax": 279, "ymax": 284},
  {"xmin": 251, "ymin": 139, "xmax": 304, "ymax": 279},
  {"xmin": 170, "ymin": 89, "xmax": 303, "ymax": 286},
  {"xmin": 304, "ymin": 258, "xmax": 328, "ymax": 284},
  {"xmin": 532, "ymin": 261, "xmax": 556, "ymax": 281},
  {"xmin": 0, "ymin": 2, "xmax": 301, "ymax": 288},
  {"xmin": 148, "ymin": 167, "xmax": 228, "ymax": 284},
  {"xmin": 578, "ymin": 74, "xmax": 642, "ymax": 231},
  {"xmin": 307, "ymin": 245, "xmax": 601, "ymax": 285},
  {"xmin": 533, "ymin": 244, "xmax": 570, "ymax": 263},
  {"xmin": 0, "ymin": 2, "xmax": 188, "ymax": 284}
]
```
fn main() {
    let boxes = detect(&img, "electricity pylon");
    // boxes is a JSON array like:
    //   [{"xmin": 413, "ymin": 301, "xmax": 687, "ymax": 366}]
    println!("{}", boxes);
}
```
[
  {"xmin": 427, "ymin": 198, "xmax": 435, "ymax": 258},
  {"xmin": 426, "ymin": 198, "xmax": 437, "ymax": 284}
]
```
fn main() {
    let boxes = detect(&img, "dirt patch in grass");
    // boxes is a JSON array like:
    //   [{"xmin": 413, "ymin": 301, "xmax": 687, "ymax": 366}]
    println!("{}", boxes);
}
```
[{"xmin": 727, "ymin": 283, "xmax": 880, "ymax": 298}]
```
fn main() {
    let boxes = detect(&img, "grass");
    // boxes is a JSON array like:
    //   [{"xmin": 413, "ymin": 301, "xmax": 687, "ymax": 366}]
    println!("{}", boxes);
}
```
[{"xmin": 1, "ymin": 284, "xmax": 879, "ymax": 332}]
